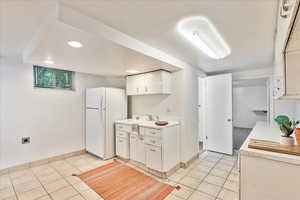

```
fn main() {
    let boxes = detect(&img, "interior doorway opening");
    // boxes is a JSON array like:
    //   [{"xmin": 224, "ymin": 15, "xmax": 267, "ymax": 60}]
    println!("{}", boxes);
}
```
[
  {"xmin": 198, "ymin": 75, "xmax": 270, "ymax": 153},
  {"xmin": 232, "ymin": 77, "xmax": 269, "ymax": 149}
]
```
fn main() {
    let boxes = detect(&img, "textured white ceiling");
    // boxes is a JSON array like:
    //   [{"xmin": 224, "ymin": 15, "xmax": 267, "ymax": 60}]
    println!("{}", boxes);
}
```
[
  {"xmin": 61, "ymin": 0, "xmax": 278, "ymax": 73},
  {"xmin": 25, "ymin": 21, "xmax": 179, "ymax": 76},
  {"xmin": 1, "ymin": 0, "xmax": 278, "ymax": 74}
]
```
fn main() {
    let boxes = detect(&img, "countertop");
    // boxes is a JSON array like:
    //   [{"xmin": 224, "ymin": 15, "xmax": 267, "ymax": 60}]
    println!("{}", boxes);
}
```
[
  {"xmin": 240, "ymin": 121, "xmax": 300, "ymax": 165},
  {"xmin": 115, "ymin": 119, "xmax": 179, "ymax": 129}
]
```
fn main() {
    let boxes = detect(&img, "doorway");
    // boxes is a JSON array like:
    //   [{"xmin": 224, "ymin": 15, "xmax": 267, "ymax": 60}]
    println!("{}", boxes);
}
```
[
  {"xmin": 232, "ymin": 78, "xmax": 269, "ymax": 149},
  {"xmin": 199, "ymin": 74, "xmax": 233, "ymax": 155}
]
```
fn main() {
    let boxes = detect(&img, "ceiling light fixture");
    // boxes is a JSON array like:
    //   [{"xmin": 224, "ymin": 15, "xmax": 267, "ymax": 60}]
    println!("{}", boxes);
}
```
[
  {"xmin": 44, "ymin": 59, "xmax": 54, "ymax": 65},
  {"xmin": 177, "ymin": 16, "xmax": 231, "ymax": 59},
  {"xmin": 68, "ymin": 41, "xmax": 83, "ymax": 48},
  {"xmin": 126, "ymin": 70, "xmax": 140, "ymax": 74}
]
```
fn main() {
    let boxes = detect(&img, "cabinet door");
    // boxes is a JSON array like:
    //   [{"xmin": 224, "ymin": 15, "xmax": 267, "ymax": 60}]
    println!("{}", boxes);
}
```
[
  {"xmin": 126, "ymin": 76, "xmax": 137, "ymax": 95},
  {"xmin": 137, "ymin": 137, "xmax": 146, "ymax": 164},
  {"xmin": 116, "ymin": 137, "xmax": 129, "ymax": 159},
  {"xmin": 126, "ymin": 74, "xmax": 145, "ymax": 95},
  {"xmin": 285, "ymin": 51, "xmax": 300, "ymax": 96},
  {"xmin": 144, "ymin": 71, "xmax": 162, "ymax": 94},
  {"xmin": 129, "ymin": 134, "xmax": 139, "ymax": 161},
  {"xmin": 130, "ymin": 135, "xmax": 146, "ymax": 164},
  {"xmin": 146, "ymin": 145, "xmax": 162, "ymax": 171}
]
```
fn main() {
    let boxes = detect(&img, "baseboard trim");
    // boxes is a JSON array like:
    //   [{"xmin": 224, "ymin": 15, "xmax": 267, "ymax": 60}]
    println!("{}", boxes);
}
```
[
  {"xmin": 0, "ymin": 149, "xmax": 86, "ymax": 175},
  {"xmin": 180, "ymin": 153, "xmax": 199, "ymax": 169},
  {"xmin": 122, "ymin": 158, "xmax": 181, "ymax": 179}
]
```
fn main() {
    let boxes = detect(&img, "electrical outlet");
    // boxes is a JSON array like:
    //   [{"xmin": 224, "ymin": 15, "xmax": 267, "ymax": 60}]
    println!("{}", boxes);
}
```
[{"xmin": 22, "ymin": 137, "xmax": 30, "ymax": 144}]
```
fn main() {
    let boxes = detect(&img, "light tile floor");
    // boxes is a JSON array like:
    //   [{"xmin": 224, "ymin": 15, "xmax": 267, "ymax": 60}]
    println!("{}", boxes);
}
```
[{"xmin": 0, "ymin": 151, "xmax": 239, "ymax": 200}]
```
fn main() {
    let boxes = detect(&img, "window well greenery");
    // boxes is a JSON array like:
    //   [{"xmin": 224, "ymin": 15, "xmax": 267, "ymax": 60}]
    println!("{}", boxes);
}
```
[{"xmin": 33, "ymin": 66, "xmax": 74, "ymax": 89}]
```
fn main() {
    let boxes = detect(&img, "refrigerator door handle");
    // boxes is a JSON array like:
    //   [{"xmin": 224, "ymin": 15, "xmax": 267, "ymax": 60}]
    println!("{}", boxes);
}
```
[{"xmin": 100, "ymin": 95, "xmax": 106, "ymax": 110}]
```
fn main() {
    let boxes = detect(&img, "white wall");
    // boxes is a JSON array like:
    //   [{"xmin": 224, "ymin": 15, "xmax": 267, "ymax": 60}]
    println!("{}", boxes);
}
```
[
  {"xmin": 182, "ymin": 66, "xmax": 202, "ymax": 163},
  {"xmin": 131, "ymin": 66, "xmax": 204, "ymax": 163},
  {"xmin": 0, "ymin": 58, "xmax": 125, "ymax": 169},
  {"xmin": 273, "ymin": 100, "xmax": 299, "ymax": 119},
  {"xmin": 233, "ymin": 85, "xmax": 268, "ymax": 128},
  {"xmin": 131, "ymin": 71, "xmax": 184, "ymax": 121}
]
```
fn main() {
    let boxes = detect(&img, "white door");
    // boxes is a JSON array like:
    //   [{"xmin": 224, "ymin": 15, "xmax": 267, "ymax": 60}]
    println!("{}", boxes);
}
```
[
  {"xmin": 130, "ymin": 134, "xmax": 139, "ymax": 161},
  {"xmin": 86, "ymin": 88, "xmax": 105, "ymax": 108},
  {"xmin": 130, "ymin": 134, "xmax": 146, "ymax": 164},
  {"xmin": 144, "ymin": 71, "xmax": 162, "ymax": 94},
  {"xmin": 198, "ymin": 78, "xmax": 205, "ymax": 142},
  {"xmin": 205, "ymin": 74, "xmax": 233, "ymax": 155},
  {"xmin": 105, "ymin": 88, "xmax": 127, "ymax": 159},
  {"xmin": 126, "ymin": 74, "xmax": 145, "ymax": 95},
  {"xmin": 116, "ymin": 137, "xmax": 129, "ymax": 159},
  {"xmin": 126, "ymin": 76, "xmax": 137, "ymax": 95},
  {"xmin": 86, "ymin": 108, "xmax": 105, "ymax": 157},
  {"xmin": 146, "ymin": 145, "xmax": 162, "ymax": 171}
]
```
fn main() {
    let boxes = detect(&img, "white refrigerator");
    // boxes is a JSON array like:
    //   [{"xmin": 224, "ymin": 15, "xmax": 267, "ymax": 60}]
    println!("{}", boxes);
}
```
[{"xmin": 86, "ymin": 87, "xmax": 127, "ymax": 159}]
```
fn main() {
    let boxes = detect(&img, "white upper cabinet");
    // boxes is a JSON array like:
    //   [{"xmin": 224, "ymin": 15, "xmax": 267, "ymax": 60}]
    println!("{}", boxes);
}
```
[
  {"xmin": 273, "ymin": 0, "xmax": 300, "ymax": 98},
  {"xmin": 284, "ymin": 1, "xmax": 300, "ymax": 97},
  {"xmin": 285, "ymin": 51, "xmax": 300, "ymax": 96},
  {"xmin": 126, "ymin": 70, "xmax": 172, "ymax": 96},
  {"xmin": 126, "ymin": 74, "xmax": 145, "ymax": 95}
]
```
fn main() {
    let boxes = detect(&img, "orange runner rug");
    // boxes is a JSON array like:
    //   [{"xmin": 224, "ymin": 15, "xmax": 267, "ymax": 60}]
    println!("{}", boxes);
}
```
[{"xmin": 73, "ymin": 160, "xmax": 180, "ymax": 200}]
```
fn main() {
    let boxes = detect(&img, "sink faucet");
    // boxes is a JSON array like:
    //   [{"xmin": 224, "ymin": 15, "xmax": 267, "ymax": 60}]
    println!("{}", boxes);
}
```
[
  {"xmin": 146, "ymin": 114, "xmax": 154, "ymax": 121},
  {"xmin": 146, "ymin": 114, "xmax": 159, "ymax": 121}
]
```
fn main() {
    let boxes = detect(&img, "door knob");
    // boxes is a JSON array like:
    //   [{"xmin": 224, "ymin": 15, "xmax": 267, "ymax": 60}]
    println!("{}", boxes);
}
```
[{"xmin": 227, "ymin": 119, "xmax": 232, "ymax": 122}]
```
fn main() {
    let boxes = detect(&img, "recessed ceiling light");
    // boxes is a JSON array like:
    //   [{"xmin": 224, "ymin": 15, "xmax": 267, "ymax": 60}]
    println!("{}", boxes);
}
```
[
  {"xmin": 68, "ymin": 41, "xmax": 83, "ymax": 48},
  {"xmin": 44, "ymin": 59, "xmax": 54, "ymax": 65},
  {"xmin": 126, "ymin": 70, "xmax": 140, "ymax": 74},
  {"xmin": 177, "ymin": 16, "xmax": 231, "ymax": 59}
]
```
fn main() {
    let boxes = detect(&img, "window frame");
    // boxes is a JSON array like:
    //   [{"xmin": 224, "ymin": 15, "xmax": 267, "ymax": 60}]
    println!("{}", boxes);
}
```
[{"xmin": 33, "ymin": 65, "xmax": 74, "ymax": 90}]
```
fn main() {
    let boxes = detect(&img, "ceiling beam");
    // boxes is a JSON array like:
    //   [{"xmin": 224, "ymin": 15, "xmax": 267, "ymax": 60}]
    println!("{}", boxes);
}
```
[
  {"xmin": 58, "ymin": 4, "xmax": 197, "ymax": 71},
  {"xmin": 22, "ymin": 3, "xmax": 59, "ymax": 63}
]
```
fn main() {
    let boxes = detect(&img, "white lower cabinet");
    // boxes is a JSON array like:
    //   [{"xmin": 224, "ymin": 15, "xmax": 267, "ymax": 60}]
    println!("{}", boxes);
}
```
[
  {"xmin": 130, "ymin": 134, "xmax": 146, "ymax": 164},
  {"xmin": 116, "ymin": 136, "xmax": 129, "ymax": 159},
  {"xmin": 115, "ymin": 122, "xmax": 179, "ymax": 174},
  {"xmin": 146, "ymin": 145, "xmax": 162, "ymax": 171}
]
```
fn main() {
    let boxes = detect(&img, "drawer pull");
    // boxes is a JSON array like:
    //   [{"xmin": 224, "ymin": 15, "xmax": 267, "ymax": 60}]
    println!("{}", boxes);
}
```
[
  {"xmin": 119, "ymin": 140, "xmax": 123, "ymax": 142},
  {"xmin": 150, "ymin": 132, "xmax": 156, "ymax": 135},
  {"xmin": 150, "ymin": 140, "xmax": 156, "ymax": 143},
  {"xmin": 150, "ymin": 149, "xmax": 156, "ymax": 152}
]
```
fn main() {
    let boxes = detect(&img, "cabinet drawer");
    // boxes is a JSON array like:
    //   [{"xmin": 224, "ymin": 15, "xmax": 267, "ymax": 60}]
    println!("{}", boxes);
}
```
[
  {"xmin": 145, "ymin": 128, "xmax": 161, "ymax": 138},
  {"xmin": 116, "ymin": 137, "xmax": 129, "ymax": 159},
  {"xmin": 116, "ymin": 124, "xmax": 132, "ymax": 132},
  {"xmin": 146, "ymin": 145, "xmax": 162, "ymax": 171},
  {"xmin": 116, "ymin": 131, "xmax": 129, "ymax": 139},
  {"xmin": 145, "ymin": 136, "xmax": 161, "ymax": 147}
]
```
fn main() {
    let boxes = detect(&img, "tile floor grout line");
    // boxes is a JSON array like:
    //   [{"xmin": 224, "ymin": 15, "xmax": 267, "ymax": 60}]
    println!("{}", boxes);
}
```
[
  {"xmin": 200, "ymin": 154, "xmax": 224, "ymax": 200},
  {"xmin": 8, "ymin": 173, "xmax": 19, "ymax": 200},
  {"xmin": 5, "ymin": 151, "xmax": 239, "ymax": 200},
  {"xmin": 30, "ymin": 164, "xmax": 56, "ymax": 200},
  {"xmin": 167, "ymin": 152, "xmax": 209, "ymax": 200},
  {"xmin": 59, "ymin": 157, "xmax": 100, "ymax": 200},
  {"xmin": 188, "ymin": 152, "xmax": 238, "ymax": 200},
  {"xmin": 171, "ymin": 151, "xmax": 220, "ymax": 199},
  {"xmin": 214, "ymin": 155, "xmax": 238, "ymax": 200}
]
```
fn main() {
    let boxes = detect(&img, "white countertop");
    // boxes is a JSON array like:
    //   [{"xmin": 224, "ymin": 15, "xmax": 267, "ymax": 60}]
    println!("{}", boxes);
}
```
[
  {"xmin": 240, "ymin": 121, "xmax": 300, "ymax": 165},
  {"xmin": 115, "ymin": 119, "xmax": 179, "ymax": 129}
]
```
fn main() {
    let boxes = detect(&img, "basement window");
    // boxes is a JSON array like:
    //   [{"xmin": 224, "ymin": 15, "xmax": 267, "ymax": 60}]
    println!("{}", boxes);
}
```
[{"xmin": 33, "ymin": 66, "xmax": 74, "ymax": 89}]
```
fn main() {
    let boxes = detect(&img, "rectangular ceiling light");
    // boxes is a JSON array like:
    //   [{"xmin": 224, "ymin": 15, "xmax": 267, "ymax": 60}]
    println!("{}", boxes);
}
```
[{"xmin": 177, "ymin": 16, "xmax": 231, "ymax": 59}]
